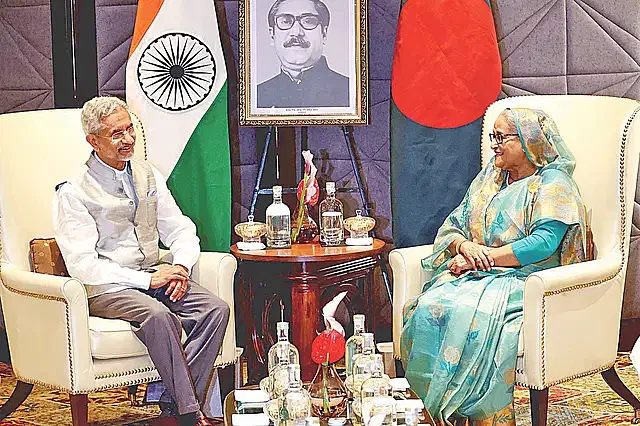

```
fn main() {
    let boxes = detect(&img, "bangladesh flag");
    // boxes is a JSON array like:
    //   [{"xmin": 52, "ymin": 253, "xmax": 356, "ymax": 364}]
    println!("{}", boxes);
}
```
[
  {"xmin": 126, "ymin": 0, "xmax": 231, "ymax": 252},
  {"xmin": 390, "ymin": 0, "xmax": 502, "ymax": 247}
]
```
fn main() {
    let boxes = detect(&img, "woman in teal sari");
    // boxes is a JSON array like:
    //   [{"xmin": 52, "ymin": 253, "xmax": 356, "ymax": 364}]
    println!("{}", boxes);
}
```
[{"xmin": 400, "ymin": 108, "xmax": 588, "ymax": 425}]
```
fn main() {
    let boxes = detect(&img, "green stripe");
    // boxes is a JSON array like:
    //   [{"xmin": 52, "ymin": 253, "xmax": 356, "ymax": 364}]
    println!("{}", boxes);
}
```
[{"xmin": 167, "ymin": 81, "xmax": 231, "ymax": 252}]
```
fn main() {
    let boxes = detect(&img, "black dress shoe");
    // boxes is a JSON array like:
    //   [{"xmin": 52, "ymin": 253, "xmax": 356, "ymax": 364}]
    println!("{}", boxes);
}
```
[{"xmin": 175, "ymin": 412, "xmax": 198, "ymax": 426}]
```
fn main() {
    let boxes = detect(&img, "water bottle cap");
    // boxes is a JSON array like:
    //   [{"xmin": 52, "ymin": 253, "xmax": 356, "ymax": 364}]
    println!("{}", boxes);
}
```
[{"xmin": 353, "ymin": 314, "xmax": 365, "ymax": 328}]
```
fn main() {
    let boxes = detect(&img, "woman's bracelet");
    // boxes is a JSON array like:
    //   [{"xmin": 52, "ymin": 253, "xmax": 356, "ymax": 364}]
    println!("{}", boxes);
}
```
[{"xmin": 454, "ymin": 239, "xmax": 468, "ymax": 255}]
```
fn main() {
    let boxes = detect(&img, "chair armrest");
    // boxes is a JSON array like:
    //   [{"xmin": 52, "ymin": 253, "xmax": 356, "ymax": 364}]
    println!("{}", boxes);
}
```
[
  {"xmin": 0, "ymin": 263, "xmax": 95, "ymax": 392},
  {"xmin": 521, "ymin": 253, "xmax": 624, "ymax": 388},
  {"xmin": 156, "ymin": 250, "xmax": 240, "ymax": 366},
  {"xmin": 389, "ymin": 244, "xmax": 433, "ymax": 359},
  {"xmin": 193, "ymin": 252, "xmax": 239, "ymax": 367}
]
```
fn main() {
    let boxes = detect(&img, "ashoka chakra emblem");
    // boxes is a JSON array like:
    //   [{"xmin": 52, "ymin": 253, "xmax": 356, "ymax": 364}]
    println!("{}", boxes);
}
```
[{"xmin": 137, "ymin": 32, "xmax": 216, "ymax": 111}]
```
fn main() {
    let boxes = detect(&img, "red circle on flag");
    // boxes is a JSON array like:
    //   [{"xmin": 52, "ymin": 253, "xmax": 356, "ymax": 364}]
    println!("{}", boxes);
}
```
[{"xmin": 391, "ymin": 0, "xmax": 502, "ymax": 129}]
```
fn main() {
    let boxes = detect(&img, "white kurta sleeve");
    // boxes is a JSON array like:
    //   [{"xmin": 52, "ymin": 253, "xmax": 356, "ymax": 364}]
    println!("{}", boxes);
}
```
[{"xmin": 53, "ymin": 184, "xmax": 152, "ymax": 290}]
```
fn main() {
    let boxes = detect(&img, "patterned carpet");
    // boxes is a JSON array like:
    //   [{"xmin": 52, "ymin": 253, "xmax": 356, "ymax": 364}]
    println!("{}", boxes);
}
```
[
  {"xmin": 512, "ymin": 354, "xmax": 640, "ymax": 425},
  {"xmin": 0, "ymin": 355, "xmax": 639, "ymax": 425}
]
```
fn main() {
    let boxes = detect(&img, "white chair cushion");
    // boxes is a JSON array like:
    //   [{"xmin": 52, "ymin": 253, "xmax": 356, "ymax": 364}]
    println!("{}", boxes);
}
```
[
  {"xmin": 89, "ymin": 316, "xmax": 189, "ymax": 360},
  {"xmin": 89, "ymin": 316, "xmax": 149, "ymax": 359}
]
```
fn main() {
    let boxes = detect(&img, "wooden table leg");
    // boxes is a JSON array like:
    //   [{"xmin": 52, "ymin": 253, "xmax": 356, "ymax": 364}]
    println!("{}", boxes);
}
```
[
  {"xmin": 366, "ymin": 267, "xmax": 376, "ymax": 334},
  {"xmin": 289, "ymin": 262, "xmax": 320, "ymax": 382},
  {"xmin": 237, "ymin": 263, "xmax": 266, "ymax": 383}
]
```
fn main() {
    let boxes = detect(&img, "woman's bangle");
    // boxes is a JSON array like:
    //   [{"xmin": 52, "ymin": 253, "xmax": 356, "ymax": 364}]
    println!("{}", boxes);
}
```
[{"xmin": 454, "ymin": 239, "xmax": 467, "ymax": 255}]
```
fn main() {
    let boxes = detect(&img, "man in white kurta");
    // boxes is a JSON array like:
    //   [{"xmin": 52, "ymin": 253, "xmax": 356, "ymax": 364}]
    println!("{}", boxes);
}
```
[{"xmin": 53, "ymin": 96, "xmax": 228, "ymax": 426}]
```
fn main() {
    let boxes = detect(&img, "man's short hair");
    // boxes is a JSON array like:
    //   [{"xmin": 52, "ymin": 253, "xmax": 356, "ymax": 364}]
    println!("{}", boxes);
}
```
[
  {"xmin": 267, "ymin": 0, "xmax": 330, "ymax": 30},
  {"xmin": 80, "ymin": 96, "xmax": 128, "ymax": 136}
]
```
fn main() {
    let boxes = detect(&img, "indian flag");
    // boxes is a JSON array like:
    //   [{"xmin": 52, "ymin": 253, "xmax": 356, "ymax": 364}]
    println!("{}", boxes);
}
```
[{"xmin": 126, "ymin": 0, "xmax": 231, "ymax": 252}]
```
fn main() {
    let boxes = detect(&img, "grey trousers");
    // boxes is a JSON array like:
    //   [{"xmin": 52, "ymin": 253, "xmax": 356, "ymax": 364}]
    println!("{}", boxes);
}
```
[{"xmin": 88, "ymin": 280, "xmax": 230, "ymax": 415}]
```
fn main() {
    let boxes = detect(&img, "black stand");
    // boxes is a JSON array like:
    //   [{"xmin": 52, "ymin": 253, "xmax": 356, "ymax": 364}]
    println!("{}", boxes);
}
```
[{"xmin": 248, "ymin": 125, "xmax": 393, "ymax": 304}]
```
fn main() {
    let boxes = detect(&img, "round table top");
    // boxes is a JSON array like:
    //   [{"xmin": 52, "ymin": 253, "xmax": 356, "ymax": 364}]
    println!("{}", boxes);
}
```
[{"xmin": 230, "ymin": 238, "xmax": 386, "ymax": 263}]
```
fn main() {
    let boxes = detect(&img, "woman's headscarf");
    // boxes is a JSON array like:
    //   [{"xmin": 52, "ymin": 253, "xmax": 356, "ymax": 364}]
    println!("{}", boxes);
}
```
[{"xmin": 508, "ymin": 108, "xmax": 576, "ymax": 175}]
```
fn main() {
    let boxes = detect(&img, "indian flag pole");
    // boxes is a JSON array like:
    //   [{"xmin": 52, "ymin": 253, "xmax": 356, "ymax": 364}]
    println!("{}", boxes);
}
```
[{"xmin": 126, "ymin": 0, "xmax": 231, "ymax": 253}]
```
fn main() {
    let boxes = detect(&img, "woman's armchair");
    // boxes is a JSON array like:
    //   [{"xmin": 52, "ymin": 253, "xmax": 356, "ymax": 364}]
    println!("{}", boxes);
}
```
[
  {"xmin": 390, "ymin": 95, "xmax": 640, "ymax": 426},
  {"xmin": 0, "ymin": 109, "xmax": 241, "ymax": 425}
]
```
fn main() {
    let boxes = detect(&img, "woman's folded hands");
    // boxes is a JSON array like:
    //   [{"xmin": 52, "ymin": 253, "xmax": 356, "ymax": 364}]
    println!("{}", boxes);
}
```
[{"xmin": 451, "ymin": 240, "xmax": 495, "ymax": 274}]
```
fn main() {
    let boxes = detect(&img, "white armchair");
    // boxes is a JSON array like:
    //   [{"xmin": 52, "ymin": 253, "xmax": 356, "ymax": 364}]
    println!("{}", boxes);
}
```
[
  {"xmin": 390, "ymin": 95, "xmax": 640, "ymax": 426},
  {"xmin": 0, "ymin": 109, "xmax": 241, "ymax": 425}
]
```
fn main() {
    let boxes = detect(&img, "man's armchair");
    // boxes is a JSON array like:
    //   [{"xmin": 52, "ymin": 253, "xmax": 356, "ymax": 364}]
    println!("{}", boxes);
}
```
[
  {"xmin": 390, "ymin": 95, "xmax": 640, "ymax": 426},
  {"xmin": 0, "ymin": 109, "xmax": 241, "ymax": 425}
]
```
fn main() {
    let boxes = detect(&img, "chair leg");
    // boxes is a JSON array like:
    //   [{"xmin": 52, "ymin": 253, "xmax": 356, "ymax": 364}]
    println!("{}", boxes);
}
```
[
  {"xmin": 70, "ymin": 393, "xmax": 88, "ymax": 426},
  {"xmin": 234, "ymin": 360, "xmax": 243, "ymax": 389},
  {"xmin": 219, "ymin": 365, "xmax": 235, "ymax": 402},
  {"xmin": 530, "ymin": 388, "xmax": 549, "ymax": 426},
  {"xmin": 127, "ymin": 384, "xmax": 141, "ymax": 406},
  {"xmin": 0, "ymin": 380, "xmax": 33, "ymax": 420},
  {"xmin": 602, "ymin": 366, "xmax": 640, "ymax": 424}
]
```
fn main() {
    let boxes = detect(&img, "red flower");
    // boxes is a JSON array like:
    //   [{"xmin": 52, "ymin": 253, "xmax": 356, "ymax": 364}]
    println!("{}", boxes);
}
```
[{"xmin": 311, "ymin": 328, "xmax": 346, "ymax": 364}]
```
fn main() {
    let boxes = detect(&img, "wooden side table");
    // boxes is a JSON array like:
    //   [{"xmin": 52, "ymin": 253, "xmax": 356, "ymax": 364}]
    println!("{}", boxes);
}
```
[{"xmin": 231, "ymin": 240, "xmax": 386, "ymax": 381}]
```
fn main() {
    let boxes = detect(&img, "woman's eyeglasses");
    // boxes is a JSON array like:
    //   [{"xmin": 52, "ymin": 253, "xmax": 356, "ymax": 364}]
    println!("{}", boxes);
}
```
[
  {"xmin": 275, "ymin": 13, "xmax": 321, "ymax": 31},
  {"xmin": 489, "ymin": 132, "xmax": 519, "ymax": 145}
]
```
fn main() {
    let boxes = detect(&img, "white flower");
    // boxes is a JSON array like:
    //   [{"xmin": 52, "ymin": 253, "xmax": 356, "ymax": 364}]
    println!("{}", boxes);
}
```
[
  {"xmin": 429, "ymin": 303, "xmax": 445, "ymax": 319},
  {"xmin": 443, "ymin": 346, "xmax": 461, "ymax": 364}
]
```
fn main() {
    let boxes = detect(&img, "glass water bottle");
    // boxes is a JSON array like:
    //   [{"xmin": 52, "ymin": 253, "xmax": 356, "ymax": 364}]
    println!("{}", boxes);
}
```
[
  {"xmin": 345, "ymin": 332, "xmax": 375, "ymax": 395},
  {"xmin": 402, "ymin": 407, "xmax": 421, "ymax": 426},
  {"xmin": 268, "ymin": 321, "xmax": 300, "ymax": 371},
  {"xmin": 266, "ymin": 185, "xmax": 291, "ymax": 248},
  {"xmin": 318, "ymin": 181, "xmax": 343, "ymax": 245},
  {"xmin": 360, "ymin": 354, "xmax": 395, "ymax": 426},
  {"xmin": 261, "ymin": 322, "xmax": 300, "ymax": 399},
  {"xmin": 345, "ymin": 314, "xmax": 366, "ymax": 377},
  {"xmin": 281, "ymin": 364, "xmax": 311, "ymax": 425}
]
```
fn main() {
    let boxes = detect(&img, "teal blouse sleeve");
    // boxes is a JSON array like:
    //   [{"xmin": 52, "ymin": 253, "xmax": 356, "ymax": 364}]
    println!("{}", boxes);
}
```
[{"xmin": 511, "ymin": 220, "xmax": 569, "ymax": 266}]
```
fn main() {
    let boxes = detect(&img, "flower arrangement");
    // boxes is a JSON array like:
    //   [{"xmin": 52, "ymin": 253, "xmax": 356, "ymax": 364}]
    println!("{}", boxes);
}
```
[
  {"xmin": 292, "ymin": 150, "xmax": 320, "ymax": 243},
  {"xmin": 307, "ymin": 291, "xmax": 349, "ymax": 418}
]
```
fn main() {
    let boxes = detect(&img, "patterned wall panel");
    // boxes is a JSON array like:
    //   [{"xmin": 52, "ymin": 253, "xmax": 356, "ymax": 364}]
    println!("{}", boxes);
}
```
[
  {"xmin": 0, "ymin": 0, "xmax": 53, "ymax": 113},
  {"xmin": 493, "ymin": 0, "xmax": 640, "ymax": 98},
  {"xmin": 95, "ymin": 0, "xmax": 137, "ymax": 98}
]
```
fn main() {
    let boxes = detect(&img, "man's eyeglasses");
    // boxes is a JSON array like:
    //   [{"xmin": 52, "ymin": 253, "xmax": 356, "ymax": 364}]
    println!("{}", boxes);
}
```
[
  {"xmin": 489, "ymin": 132, "xmax": 519, "ymax": 145},
  {"xmin": 98, "ymin": 124, "xmax": 136, "ymax": 143},
  {"xmin": 275, "ymin": 13, "xmax": 321, "ymax": 31}
]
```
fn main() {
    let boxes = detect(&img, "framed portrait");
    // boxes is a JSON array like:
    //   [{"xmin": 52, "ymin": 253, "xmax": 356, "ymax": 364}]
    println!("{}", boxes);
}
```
[{"xmin": 238, "ymin": 0, "xmax": 368, "ymax": 126}]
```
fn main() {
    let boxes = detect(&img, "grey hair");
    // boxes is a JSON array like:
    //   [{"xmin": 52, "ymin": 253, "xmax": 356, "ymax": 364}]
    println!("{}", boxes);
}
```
[
  {"xmin": 81, "ymin": 96, "xmax": 128, "ymax": 135},
  {"xmin": 499, "ymin": 109, "xmax": 518, "ymax": 133}
]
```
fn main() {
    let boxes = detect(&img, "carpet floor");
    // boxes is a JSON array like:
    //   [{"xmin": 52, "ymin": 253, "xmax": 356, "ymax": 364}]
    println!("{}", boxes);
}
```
[{"xmin": 0, "ymin": 354, "xmax": 639, "ymax": 425}]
